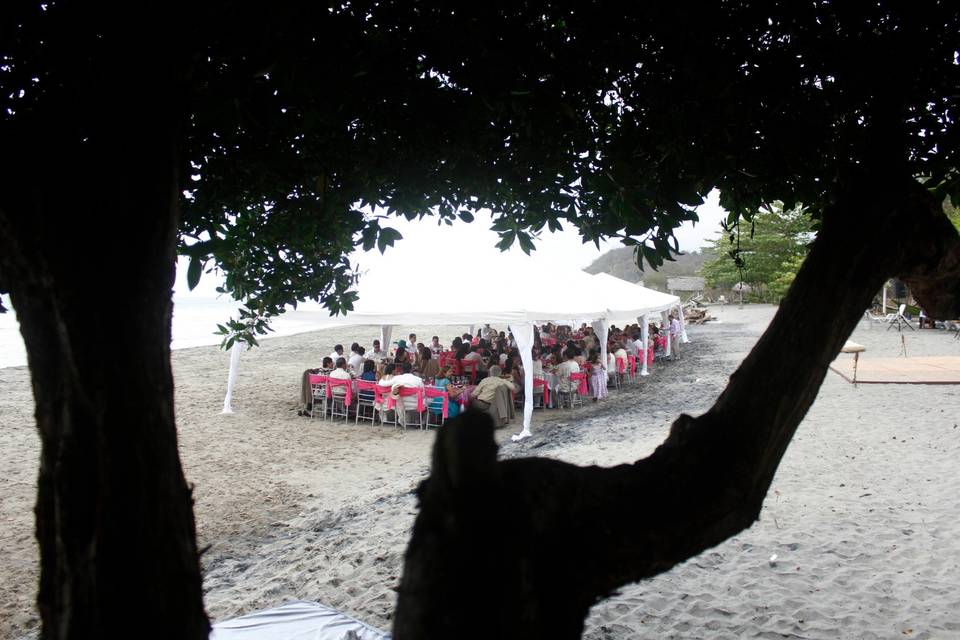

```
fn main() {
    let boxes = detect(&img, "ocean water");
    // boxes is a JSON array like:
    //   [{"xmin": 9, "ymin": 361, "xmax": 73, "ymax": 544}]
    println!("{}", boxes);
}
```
[{"xmin": 0, "ymin": 294, "xmax": 338, "ymax": 369}]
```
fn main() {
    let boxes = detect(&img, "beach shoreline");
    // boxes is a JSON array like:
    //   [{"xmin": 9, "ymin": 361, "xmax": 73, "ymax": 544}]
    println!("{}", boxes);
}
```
[{"xmin": 2, "ymin": 305, "xmax": 959, "ymax": 638}]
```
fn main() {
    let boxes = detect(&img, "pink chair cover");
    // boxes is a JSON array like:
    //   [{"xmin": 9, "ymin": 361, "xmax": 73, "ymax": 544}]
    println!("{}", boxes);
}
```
[
  {"xmin": 355, "ymin": 379, "xmax": 378, "ymax": 399},
  {"xmin": 424, "ymin": 386, "xmax": 449, "ymax": 419},
  {"xmin": 308, "ymin": 374, "xmax": 328, "ymax": 386},
  {"xmin": 459, "ymin": 359, "xmax": 478, "ymax": 384},
  {"xmin": 325, "ymin": 377, "xmax": 352, "ymax": 406},
  {"xmin": 385, "ymin": 386, "xmax": 425, "ymax": 413},
  {"xmin": 627, "ymin": 355, "xmax": 637, "ymax": 376},
  {"xmin": 569, "ymin": 372, "xmax": 589, "ymax": 395},
  {"xmin": 616, "ymin": 357, "xmax": 627, "ymax": 375},
  {"xmin": 533, "ymin": 377, "xmax": 550, "ymax": 405}
]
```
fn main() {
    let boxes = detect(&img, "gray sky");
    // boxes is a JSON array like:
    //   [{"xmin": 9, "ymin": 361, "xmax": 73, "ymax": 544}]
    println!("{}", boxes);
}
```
[{"xmin": 175, "ymin": 190, "xmax": 728, "ymax": 297}]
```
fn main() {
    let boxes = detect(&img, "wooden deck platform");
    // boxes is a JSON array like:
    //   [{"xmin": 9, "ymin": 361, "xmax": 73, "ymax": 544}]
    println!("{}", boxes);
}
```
[{"xmin": 830, "ymin": 355, "xmax": 960, "ymax": 384}]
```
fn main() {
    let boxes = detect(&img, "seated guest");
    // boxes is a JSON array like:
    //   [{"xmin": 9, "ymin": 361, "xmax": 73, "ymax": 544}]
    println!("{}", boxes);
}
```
[
  {"xmin": 375, "ymin": 363, "xmax": 397, "ymax": 416},
  {"xmin": 369, "ymin": 339, "xmax": 387, "ymax": 362},
  {"xmin": 429, "ymin": 365, "xmax": 463, "ymax": 419},
  {"xmin": 613, "ymin": 343, "xmax": 629, "ymax": 371},
  {"xmin": 358, "ymin": 359, "xmax": 377, "ymax": 402},
  {"xmin": 556, "ymin": 349, "xmax": 581, "ymax": 393},
  {"xmin": 531, "ymin": 350, "xmax": 544, "ymax": 377},
  {"xmin": 574, "ymin": 345, "xmax": 587, "ymax": 367},
  {"xmin": 501, "ymin": 358, "xmax": 523, "ymax": 388},
  {"xmin": 462, "ymin": 344, "xmax": 486, "ymax": 377},
  {"xmin": 394, "ymin": 345, "xmax": 409, "ymax": 365},
  {"xmin": 378, "ymin": 362, "xmax": 397, "ymax": 387},
  {"xmin": 418, "ymin": 346, "xmax": 440, "ymax": 379},
  {"xmin": 429, "ymin": 336, "xmax": 444, "ymax": 356},
  {"xmin": 391, "ymin": 362, "xmax": 425, "ymax": 414},
  {"xmin": 348, "ymin": 343, "xmax": 365, "ymax": 373},
  {"xmin": 469, "ymin": 365, "xmax": 517, "ymax": 427},
  {"xmin": 454, "ymin": 340, "xmax": 471, "ymax": 361},
  {"xmin": 328, "ymin": 357, "xmax": 353, "ymax": 397},
  {"xmin": 632, "ymin": 333, "xmax": 645, "ymax": 358},
  {"xmin": 389, "ymin": 338, "xmax": 407, "ymax": 357},
  {"xmin": 299, "ymin": 356, "xmax": 336, "ymax": 415},
  {"xmin": 319, "ymin": 356, "xmax": 334, "ymax": 374},
  {"xmin": 329, "ymin": 344, "xmax": 344, "ymax": 362}
]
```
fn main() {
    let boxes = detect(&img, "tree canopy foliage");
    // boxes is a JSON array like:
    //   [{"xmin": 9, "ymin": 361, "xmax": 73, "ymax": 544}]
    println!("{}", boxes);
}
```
[
  {"xmin": 8, "ymin": 2, "xmax": 954, "ymax": 321},
  {"xmin": 700, "ymin": 203, "xmax": 814, "ymax": 302},
  {"xmin": 2, "ymin": 3, "xmax": 959, "ymax": 638}
]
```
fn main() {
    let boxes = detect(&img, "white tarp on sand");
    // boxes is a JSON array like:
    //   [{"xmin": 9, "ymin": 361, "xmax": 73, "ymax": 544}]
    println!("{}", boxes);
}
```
[{"xmin": 210, "ymin": 600, "xmax": 391, "ymax": 640}]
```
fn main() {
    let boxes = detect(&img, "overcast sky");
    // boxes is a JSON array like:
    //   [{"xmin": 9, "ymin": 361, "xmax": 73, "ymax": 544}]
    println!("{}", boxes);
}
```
[{"xmin": 175, "ymin": 190, "xmax": 728, "ymax": 298}]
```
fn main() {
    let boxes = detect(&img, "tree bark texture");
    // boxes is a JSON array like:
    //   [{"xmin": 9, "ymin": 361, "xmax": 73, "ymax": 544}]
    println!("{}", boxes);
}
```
[
  {"xmin": 394, "ymin": 174, "xmax": 960, "ymax": 639},
  {"xmin": 0, "ymin": 9, "xmax": 209, "ymax": 639}
]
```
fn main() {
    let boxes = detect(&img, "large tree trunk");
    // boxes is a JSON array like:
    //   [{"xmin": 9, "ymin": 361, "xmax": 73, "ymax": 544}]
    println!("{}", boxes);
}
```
[
  {"xmin": 393, "ymin": 172, "xmax": 960, "ymax": 638},
  {"xmin": 0, "ymin": 8, "xmax": 209, "ymax": 639}
]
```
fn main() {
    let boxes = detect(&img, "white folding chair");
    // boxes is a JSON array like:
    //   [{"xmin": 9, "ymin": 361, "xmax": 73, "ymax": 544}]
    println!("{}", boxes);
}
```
[
  {"xmin": 354, "ymin": 381, "xmax": 378, "ymax": 425},
  {"xmin": 309, "ymin": 376, "xmax": 328, "ymax": 420},
  {"xmin": 886, "ymin": 303, "xmax": 914, "ymax": 331}
]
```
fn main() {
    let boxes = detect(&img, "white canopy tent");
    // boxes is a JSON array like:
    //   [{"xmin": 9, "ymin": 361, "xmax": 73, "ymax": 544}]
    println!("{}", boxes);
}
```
[
  {"xmin": 589, "ymin": 272, "xmax": 688, "ymax": 374},
  {"xmin": 220, "ymin": 248, "xmax": 692, "ymax": 440},
  {"xmin": 222, "ymin": 249, "xmax": 619, "ymax": 440}
]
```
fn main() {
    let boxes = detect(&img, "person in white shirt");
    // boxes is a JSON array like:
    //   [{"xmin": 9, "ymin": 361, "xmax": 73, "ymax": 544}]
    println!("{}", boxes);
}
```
[
  {"xmin": 391, "ymin": 362, "xmax": 425, "ymax": 412},
  {"xmin": 328, "ymin": 357, "xmax": 353, "ymax": 397},
  {"xmin": 348, "ymin": 343, "xmax": 365, "ymax": 373},
  {"xmin": 669, "ymin": 313, "xmax": 682, "ymax": 359},
  {"xmin": 460, "ymin": 344, "xmax": 486, "ymax": 377},
  {"xmin": 369, "ymin": 339, "xmax": 386, "ymax": 362},
  {"xmin": 556, "ymin": 349, "xmax": 581, "ymax": 393},
  {"xmin": 613, "ymin": 344, "xmax": 629, "ymax": 374},
  {"xmin": 531, "ymin": 351, "xmax": 544, "ymax": 377},
  {"xmin": 624, "ymin": 335, "xmax": 638, "ymax": 356},
  {"xmin": 329, "ymin": 344, "xmax": 344, "ymax": 362}
]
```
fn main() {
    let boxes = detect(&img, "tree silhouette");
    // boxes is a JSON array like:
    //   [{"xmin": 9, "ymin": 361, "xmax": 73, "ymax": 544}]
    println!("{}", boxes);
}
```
[{"xmin": 1, "ymin": 3, "xmax": 957, "ymax": 639}]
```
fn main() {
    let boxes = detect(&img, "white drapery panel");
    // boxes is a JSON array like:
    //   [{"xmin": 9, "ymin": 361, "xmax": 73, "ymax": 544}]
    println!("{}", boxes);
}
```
[
  {"xmin": 678, "ymin": 304, "xmax": 689, "ymax": 343},
  {"xmin": 221, "ymin": 342, "xmax": 244, "ymax": 414},
  {"xmin": 661, "ymin": 310, "xmax": 671, "ymax": 357},
  {"xmin": 509, "ymin": 322, "xmax": 536, "ymax": 441},
  {"xmin": 590, "ymin": 318, "xmax": 609, "ymax": 376},
  {"xmin": 379, "ymin": 325, "xmax": 394, "ymax": 351}
]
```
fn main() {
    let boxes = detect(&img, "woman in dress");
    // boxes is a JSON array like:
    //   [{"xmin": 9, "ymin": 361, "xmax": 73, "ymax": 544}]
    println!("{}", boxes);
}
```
[{"xmin": 587, "ymin": 349, "xmax": 608, "ymax": 401}]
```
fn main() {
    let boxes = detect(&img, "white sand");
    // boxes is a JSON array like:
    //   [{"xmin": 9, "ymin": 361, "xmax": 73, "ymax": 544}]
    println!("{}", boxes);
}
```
[{"xmin": 2, "ymin": 309, "xmax": 959, "ymax": 639}]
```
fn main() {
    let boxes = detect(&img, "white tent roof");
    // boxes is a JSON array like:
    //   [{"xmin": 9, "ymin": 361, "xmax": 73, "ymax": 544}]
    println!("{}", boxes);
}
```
[
  {"xmin": 590, "ymin": 272, "xmax": 681, "ymax": 325},
  {"xmin": 310, "ymin": 250, "xmax": 612, "ymax": 329}
]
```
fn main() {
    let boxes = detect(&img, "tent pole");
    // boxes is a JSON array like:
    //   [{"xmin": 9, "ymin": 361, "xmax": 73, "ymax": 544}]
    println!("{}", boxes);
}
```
[
  {"xmin": 221, "ymin": 342, "xmax": 243, "ymax": 414},
  {"xmin": 678, "ymin": 303, "xmax": 689, "ymax": 343},
  {"xmin": 380, "ymin": 325, "xmax": 394, "ymax": 353},
  {"xmin": 510, "ymin": 322, "xmax": 535, "ymax": 441},
  {"xmin": 591, "ymin": 318, "xmax": 609, "ymax": 381},
  {"xmin": 661, "ymin": 310, "xmax": 671, "ymax": 358}
]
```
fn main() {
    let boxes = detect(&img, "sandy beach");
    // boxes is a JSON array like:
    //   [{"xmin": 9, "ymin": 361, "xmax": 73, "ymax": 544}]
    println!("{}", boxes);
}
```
[{"xmin": 2, "ymin": 305, "xmax": 959, "ymax": 639}]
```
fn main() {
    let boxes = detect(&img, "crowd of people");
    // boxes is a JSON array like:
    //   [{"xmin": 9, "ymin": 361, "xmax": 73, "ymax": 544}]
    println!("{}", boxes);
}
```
[{"xmin": 299, "ymin": 317, "xmax": 684, "ymax": 428}]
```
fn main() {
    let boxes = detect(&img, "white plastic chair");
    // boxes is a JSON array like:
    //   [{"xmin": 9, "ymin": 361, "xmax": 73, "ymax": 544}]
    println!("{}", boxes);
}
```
[{"xmin": 886, "ymin": 303, "xmax": 914, "ymax": 332}]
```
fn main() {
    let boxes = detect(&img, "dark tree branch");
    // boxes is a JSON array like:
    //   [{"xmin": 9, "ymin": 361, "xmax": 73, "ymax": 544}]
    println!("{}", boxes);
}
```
[{"xmin": 394, "ymin": 175, "xmax": 958, "ymax": 639}]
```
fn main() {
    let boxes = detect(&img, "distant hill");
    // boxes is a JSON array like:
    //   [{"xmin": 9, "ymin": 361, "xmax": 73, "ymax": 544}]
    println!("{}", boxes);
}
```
[{"xmin": 584, "ymin": 246, "xmax": 708, "ymax": 291}]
